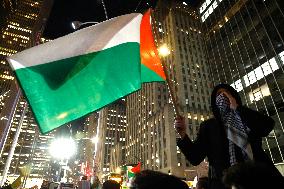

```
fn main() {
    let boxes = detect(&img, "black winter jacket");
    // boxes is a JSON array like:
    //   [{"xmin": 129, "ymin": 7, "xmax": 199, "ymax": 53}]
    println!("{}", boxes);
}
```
[{"xmin": 177, "ymin": 84, "xmax": 281, "ymax": 189}]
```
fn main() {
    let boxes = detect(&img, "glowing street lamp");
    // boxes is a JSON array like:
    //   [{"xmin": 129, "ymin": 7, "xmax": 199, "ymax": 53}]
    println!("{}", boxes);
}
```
[
  {"xmin": 91, "ymin": 136, "xmax": 99, "ymax": 144},
  {"xmin": 115, "ymin": 167, "xmax": 121, "ymax": 174},
  {"xmin": 71, "ymin": 21, "xmax": 99, "ymax": 30},
  {"xmin": 49, "ymin": 138, "xmax": 76, "ymax": 182},
  {"xmin": 158, "ymin": 44, "xmax": 171, "ymax": 57},
  {"xmin": 49, "ymin": 138, "xmax": 76, "ymax": 159}
]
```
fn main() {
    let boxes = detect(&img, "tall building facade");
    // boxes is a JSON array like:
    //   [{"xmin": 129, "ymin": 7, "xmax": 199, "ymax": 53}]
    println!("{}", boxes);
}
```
[
  {"xmin": 95, "ymin": 100, "xmax": 126, "ymax": 179},
  {"xmin": 126, "ymin": 1, "xmax": 212, "ymax": 179},
  {"xmin": 200, "ymin": 0, "xmax": 284, "ymax": 173},
  {"xmin": 0, "ymin": 0, "xmax": 55, "ymax": 186},
  {"xmin": 109, "ymin": 142, "xmax": 124, "ymax": 173},
  {"xmin": 63, "ymin": 114, "xmax": 98, "ymax": 184}
]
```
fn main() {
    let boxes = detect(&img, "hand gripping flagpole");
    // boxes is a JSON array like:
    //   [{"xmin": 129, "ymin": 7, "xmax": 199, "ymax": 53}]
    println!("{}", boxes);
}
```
[{"xmin": 150, "ymin": 10, "xmax": 181, "ymax": 118}]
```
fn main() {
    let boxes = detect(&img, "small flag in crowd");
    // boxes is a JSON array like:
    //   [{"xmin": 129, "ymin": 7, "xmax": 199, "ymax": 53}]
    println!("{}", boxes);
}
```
[
  {"xmin": 127, "ymin": 166, "xmax": 136, "ymax": 179},
  {"xmin": 131, "ymin": 162, "xmax": 141, "ymax": 173},
  {"xmin": 7, "ymin": 10, "xmax": 165, "ymax": 134}
]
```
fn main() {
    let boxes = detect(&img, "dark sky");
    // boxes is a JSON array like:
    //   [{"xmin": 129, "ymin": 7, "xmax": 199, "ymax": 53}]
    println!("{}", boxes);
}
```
[
  {"xmin": 43, "ymin": 0, "xmax": 155, "ymax": 39},
  {"xmin": 43, "ymin": 0, "xmax": 199, "ymax": 39}
]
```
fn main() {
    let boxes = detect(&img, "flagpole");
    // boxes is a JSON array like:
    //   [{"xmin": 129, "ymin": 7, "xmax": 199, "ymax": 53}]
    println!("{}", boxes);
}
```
[
  {"xmin": 150, "ymin": 10, "xmax": 181, "ymax": 117},
  {"xmin": 0, "ymin": 101, "xmax": 28, "ymax": 186}
]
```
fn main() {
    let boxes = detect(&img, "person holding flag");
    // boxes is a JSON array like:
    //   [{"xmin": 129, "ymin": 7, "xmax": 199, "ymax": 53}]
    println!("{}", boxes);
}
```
[{"xmin": 174, "ymin": 83, "xmax": 283, "ymax": 189}]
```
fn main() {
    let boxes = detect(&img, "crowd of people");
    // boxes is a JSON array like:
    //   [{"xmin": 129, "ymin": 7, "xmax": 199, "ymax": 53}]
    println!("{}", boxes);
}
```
[{"xmin": 100, "ymin": 84, "xmax": 284, "ymax": 189}]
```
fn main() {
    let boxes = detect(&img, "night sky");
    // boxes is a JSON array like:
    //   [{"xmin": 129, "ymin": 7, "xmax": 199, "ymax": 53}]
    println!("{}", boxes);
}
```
[
  {"xmin": 43, "ymin": 0, "xmax": 156, "ymax": 39},
  {"xmin": 43, "ymin": 0, "xmax": 199, "ymax": 39}
]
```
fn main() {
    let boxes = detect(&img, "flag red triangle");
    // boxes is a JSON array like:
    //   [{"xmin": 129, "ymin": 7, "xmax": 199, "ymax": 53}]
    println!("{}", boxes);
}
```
[{"xmin": 131, "ymin": 162, "xmax": 141, "ymax": 173}]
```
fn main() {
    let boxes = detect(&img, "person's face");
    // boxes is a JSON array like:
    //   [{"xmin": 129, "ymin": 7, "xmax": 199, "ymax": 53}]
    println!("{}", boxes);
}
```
[
  {"xmin": 215, "ymin": 88, "xmax": 232, "ymax": 114},
  {"xmin": 216, "ymin": 88, "xmax": 231, "ymax": 96}
]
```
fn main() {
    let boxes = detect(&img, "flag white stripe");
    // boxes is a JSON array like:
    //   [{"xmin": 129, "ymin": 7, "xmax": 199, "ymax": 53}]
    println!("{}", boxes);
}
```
[{"xmin": 9, "ymin": 13, "xmax": 142, "ymax": 70}]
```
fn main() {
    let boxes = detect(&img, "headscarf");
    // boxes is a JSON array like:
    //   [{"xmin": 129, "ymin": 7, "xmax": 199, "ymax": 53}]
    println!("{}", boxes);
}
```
[{"xmin": 216, "ymin": 93, "xmax": 253, "ymax": 165}]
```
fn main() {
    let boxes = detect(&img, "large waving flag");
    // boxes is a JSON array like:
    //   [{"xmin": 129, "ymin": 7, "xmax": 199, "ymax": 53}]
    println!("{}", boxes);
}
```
[{"xmin": 7, "ymin": 10, "xmax": 165, "ymax": 134}]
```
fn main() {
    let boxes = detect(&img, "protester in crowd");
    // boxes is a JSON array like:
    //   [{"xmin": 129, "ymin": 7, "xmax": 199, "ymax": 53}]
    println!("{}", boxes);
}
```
[
  {"xmin": 132, "ymin": 170, "xmax": 188, "ymax": 189},
  {"xmin": 91, "ymin": 176, "xmax": 101, "ymax": 189},
  {"xmin": 196, "ymin": 177, "xmax": 208, "ymax": 189},
  {"xmin": 175, "ymin": 83, "xmax": 282, "ymax": 189},
  {"xmin": 223, "ymin": 160, "xmax": 284, "ymax": 188},
  {"xmin": 102, "ymin": 180, "xmax": 120, "ymax": 189}
]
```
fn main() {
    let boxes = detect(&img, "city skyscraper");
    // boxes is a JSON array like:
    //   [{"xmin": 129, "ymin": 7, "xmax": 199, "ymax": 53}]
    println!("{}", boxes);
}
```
[
  {"xmin": 95, "ymin": 100, "xmax": 126, "ymax": 180},
  {"xmin": 126, "ymin": 0, "xmax": 212, "ymax": 179},
  {"xmin": 200, "ymin": 0, "xmax": 284, "ymax": 173},
  {"xmin": 0, "ymin": 0, "xmax": 55, "ymax": 186},
  {"xmin": 62, "ymin": 114, "xmax": 98, "ymax": 184}
]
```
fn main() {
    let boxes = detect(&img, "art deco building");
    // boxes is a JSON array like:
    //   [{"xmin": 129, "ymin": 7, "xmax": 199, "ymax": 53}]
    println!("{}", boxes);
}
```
[
  {"xmin": 109, "ymin": 142, "xmax": 125, "ymax": 173},
  {"xmin": 62, "ymin": 114, "xmax": 99, "ymax": 184},
  {"xmin": 0, "ymin": 0, "xmax": 55, "ymax": 186},
  {"xmin": 200, "ymin": 0, "xmax": 284, "ymax": 173},
  {"xmin": 126, "ymin": 1, "xmax": 212, "ymax": 179},
  {"xmin": 95, "ymin": 100, "xmax": 126, "ymax": 179}
]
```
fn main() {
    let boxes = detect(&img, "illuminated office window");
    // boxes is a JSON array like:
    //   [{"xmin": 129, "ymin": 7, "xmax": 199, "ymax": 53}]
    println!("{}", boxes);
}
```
[
  {"xmin": 254, "ymin": 67, "xmax": 264, "ymax": 81},
  {"xmin": 279, "ymin": 51, "xmax": 284, "ymax": 63}
]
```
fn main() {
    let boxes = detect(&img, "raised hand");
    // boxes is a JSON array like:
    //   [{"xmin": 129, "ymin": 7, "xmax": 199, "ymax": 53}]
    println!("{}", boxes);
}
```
[
  {"xmin": 221, "ymin": 91, "xmax": 238, "ymax": 110},
  {"xmin": 174, "ymin": 116, "xmax": 186, "ymax": 139}
]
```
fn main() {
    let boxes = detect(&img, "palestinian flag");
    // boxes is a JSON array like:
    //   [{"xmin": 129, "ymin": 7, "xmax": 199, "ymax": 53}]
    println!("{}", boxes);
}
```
[
  {"xmin": 127, "ymin": 166, "xmax": 136, "ymax": 179},
  {"xmin": 124, "ymin": 162, "xmax": 141, "ymax": 179},
  {"xmin": 7, "ymin": 10, "xmax": 165, "ymax": 134},
  {"xmin": 131, "ymin": 162, "xmax": 141, "ymax": 173}
]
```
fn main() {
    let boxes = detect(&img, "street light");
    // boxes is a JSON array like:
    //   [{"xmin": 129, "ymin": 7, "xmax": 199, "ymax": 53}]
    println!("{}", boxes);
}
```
[
  {"xmin": 49, "ymin": 138, "xmax": 76, "ymax": 159},
  {"xmin": 71, "ymin": 21, "xmax": 99, "ymax": 30},
  {"xmin": 91, "ymin": 136, "xmax": 99, "ymax": 144},
  {"xmin": 49, "ymin": 138, "xmax": 76, "ymax": 182},
  {"xmin": 158, "ymin": 44, "xmax": 171, "ymax": 57},
  {"xmin": 115, "ymin": 167, "xmax": 121, "ymax": 174}
]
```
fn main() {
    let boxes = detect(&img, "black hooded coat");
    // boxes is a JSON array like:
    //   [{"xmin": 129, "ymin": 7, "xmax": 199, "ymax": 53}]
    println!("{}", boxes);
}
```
[{"xmin": 177, "ymin": 84, "xmax": 282, "ymax": 189}]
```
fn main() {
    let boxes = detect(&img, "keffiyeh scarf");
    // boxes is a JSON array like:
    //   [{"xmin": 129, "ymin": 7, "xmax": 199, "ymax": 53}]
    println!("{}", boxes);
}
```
[{"xmin": 216, "ymin": 93, "xmax": 253, "ymax": 166}]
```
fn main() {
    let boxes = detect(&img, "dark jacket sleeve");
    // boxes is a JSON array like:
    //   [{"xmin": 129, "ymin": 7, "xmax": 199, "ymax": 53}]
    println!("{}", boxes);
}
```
[
  {"xmin": 177, "ymin": 122, "xmax": 207, "ymax": 166},
  {"xmin": 237, "ymin": 106, "xmax": 274, "ymax": 137}
]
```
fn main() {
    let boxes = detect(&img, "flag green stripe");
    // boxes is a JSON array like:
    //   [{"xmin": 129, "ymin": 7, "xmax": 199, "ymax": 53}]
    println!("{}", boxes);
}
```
[
  {"xmin": 15, "ymin": 42, "xmax": 141, "ymax": 133},
  {"xmin": 141, "ymin": 63, "xmax": 165, "ymax": 83},
  {"xmin": 127, "ymin": 171, "xmax": 135, "ymax": 178}
]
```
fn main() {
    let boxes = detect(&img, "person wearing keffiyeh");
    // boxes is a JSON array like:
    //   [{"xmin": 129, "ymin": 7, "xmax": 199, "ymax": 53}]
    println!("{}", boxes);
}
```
[
  {"xmin": 216, "ymin": 92, "xmax": 253, "ymax": 166},
  {"xmin": 175, "ymin": 83, "xmax": 283, "ymax": 189}
]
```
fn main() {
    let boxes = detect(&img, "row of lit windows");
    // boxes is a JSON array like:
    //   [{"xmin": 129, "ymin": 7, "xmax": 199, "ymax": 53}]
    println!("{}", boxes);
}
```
[
  {"xmin": 24, "ymin": 1, "xmax": 39, "ymax": 7},
  {"xmin": 0, "ymin": 74, "xmax": 14, "ymax": 80},
  {"xmin": 3, "ymin": 31, "xmax": 30, "ymax": 40},
  {"xmin": 200, "ymin": 0, "xmax": 214, "ymax": 14},
  {"xmin": 201, "ymin": 0, "xmax": 223, "ymax": 22},
  {"xmin": 15, "ymin": 11, "xmax": 37, "ymax": 21},
  {"xmin": 24, "ymin": 13, "xmax": 38, "ymax": 20},
  {"xmin": 231, "ymin": 51, "xmax": 284, "ymax": 92},
  {"xmin": 7, "ymin": 24, "xmax": 32, "ymax": 33},
  {"xmin": 9, "ymin": 21, "xmax": 20, "ymax": 26},
  {"xmin": 0, "ymin": 51, "xmax": 13, "ymax": 56},
  {"xmin": 178, "ymin": 27, "xmax": 202, "ymax": 35},
  {"xmin": 0, "ymin": 47, "xmax": 18, "ymax": 53}
]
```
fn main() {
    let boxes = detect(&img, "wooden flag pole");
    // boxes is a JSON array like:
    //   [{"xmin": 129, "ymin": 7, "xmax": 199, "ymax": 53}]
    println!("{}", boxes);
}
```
[{"xmin": 150, "ymin": 10, "xmax": 181, "ymax": 118}]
